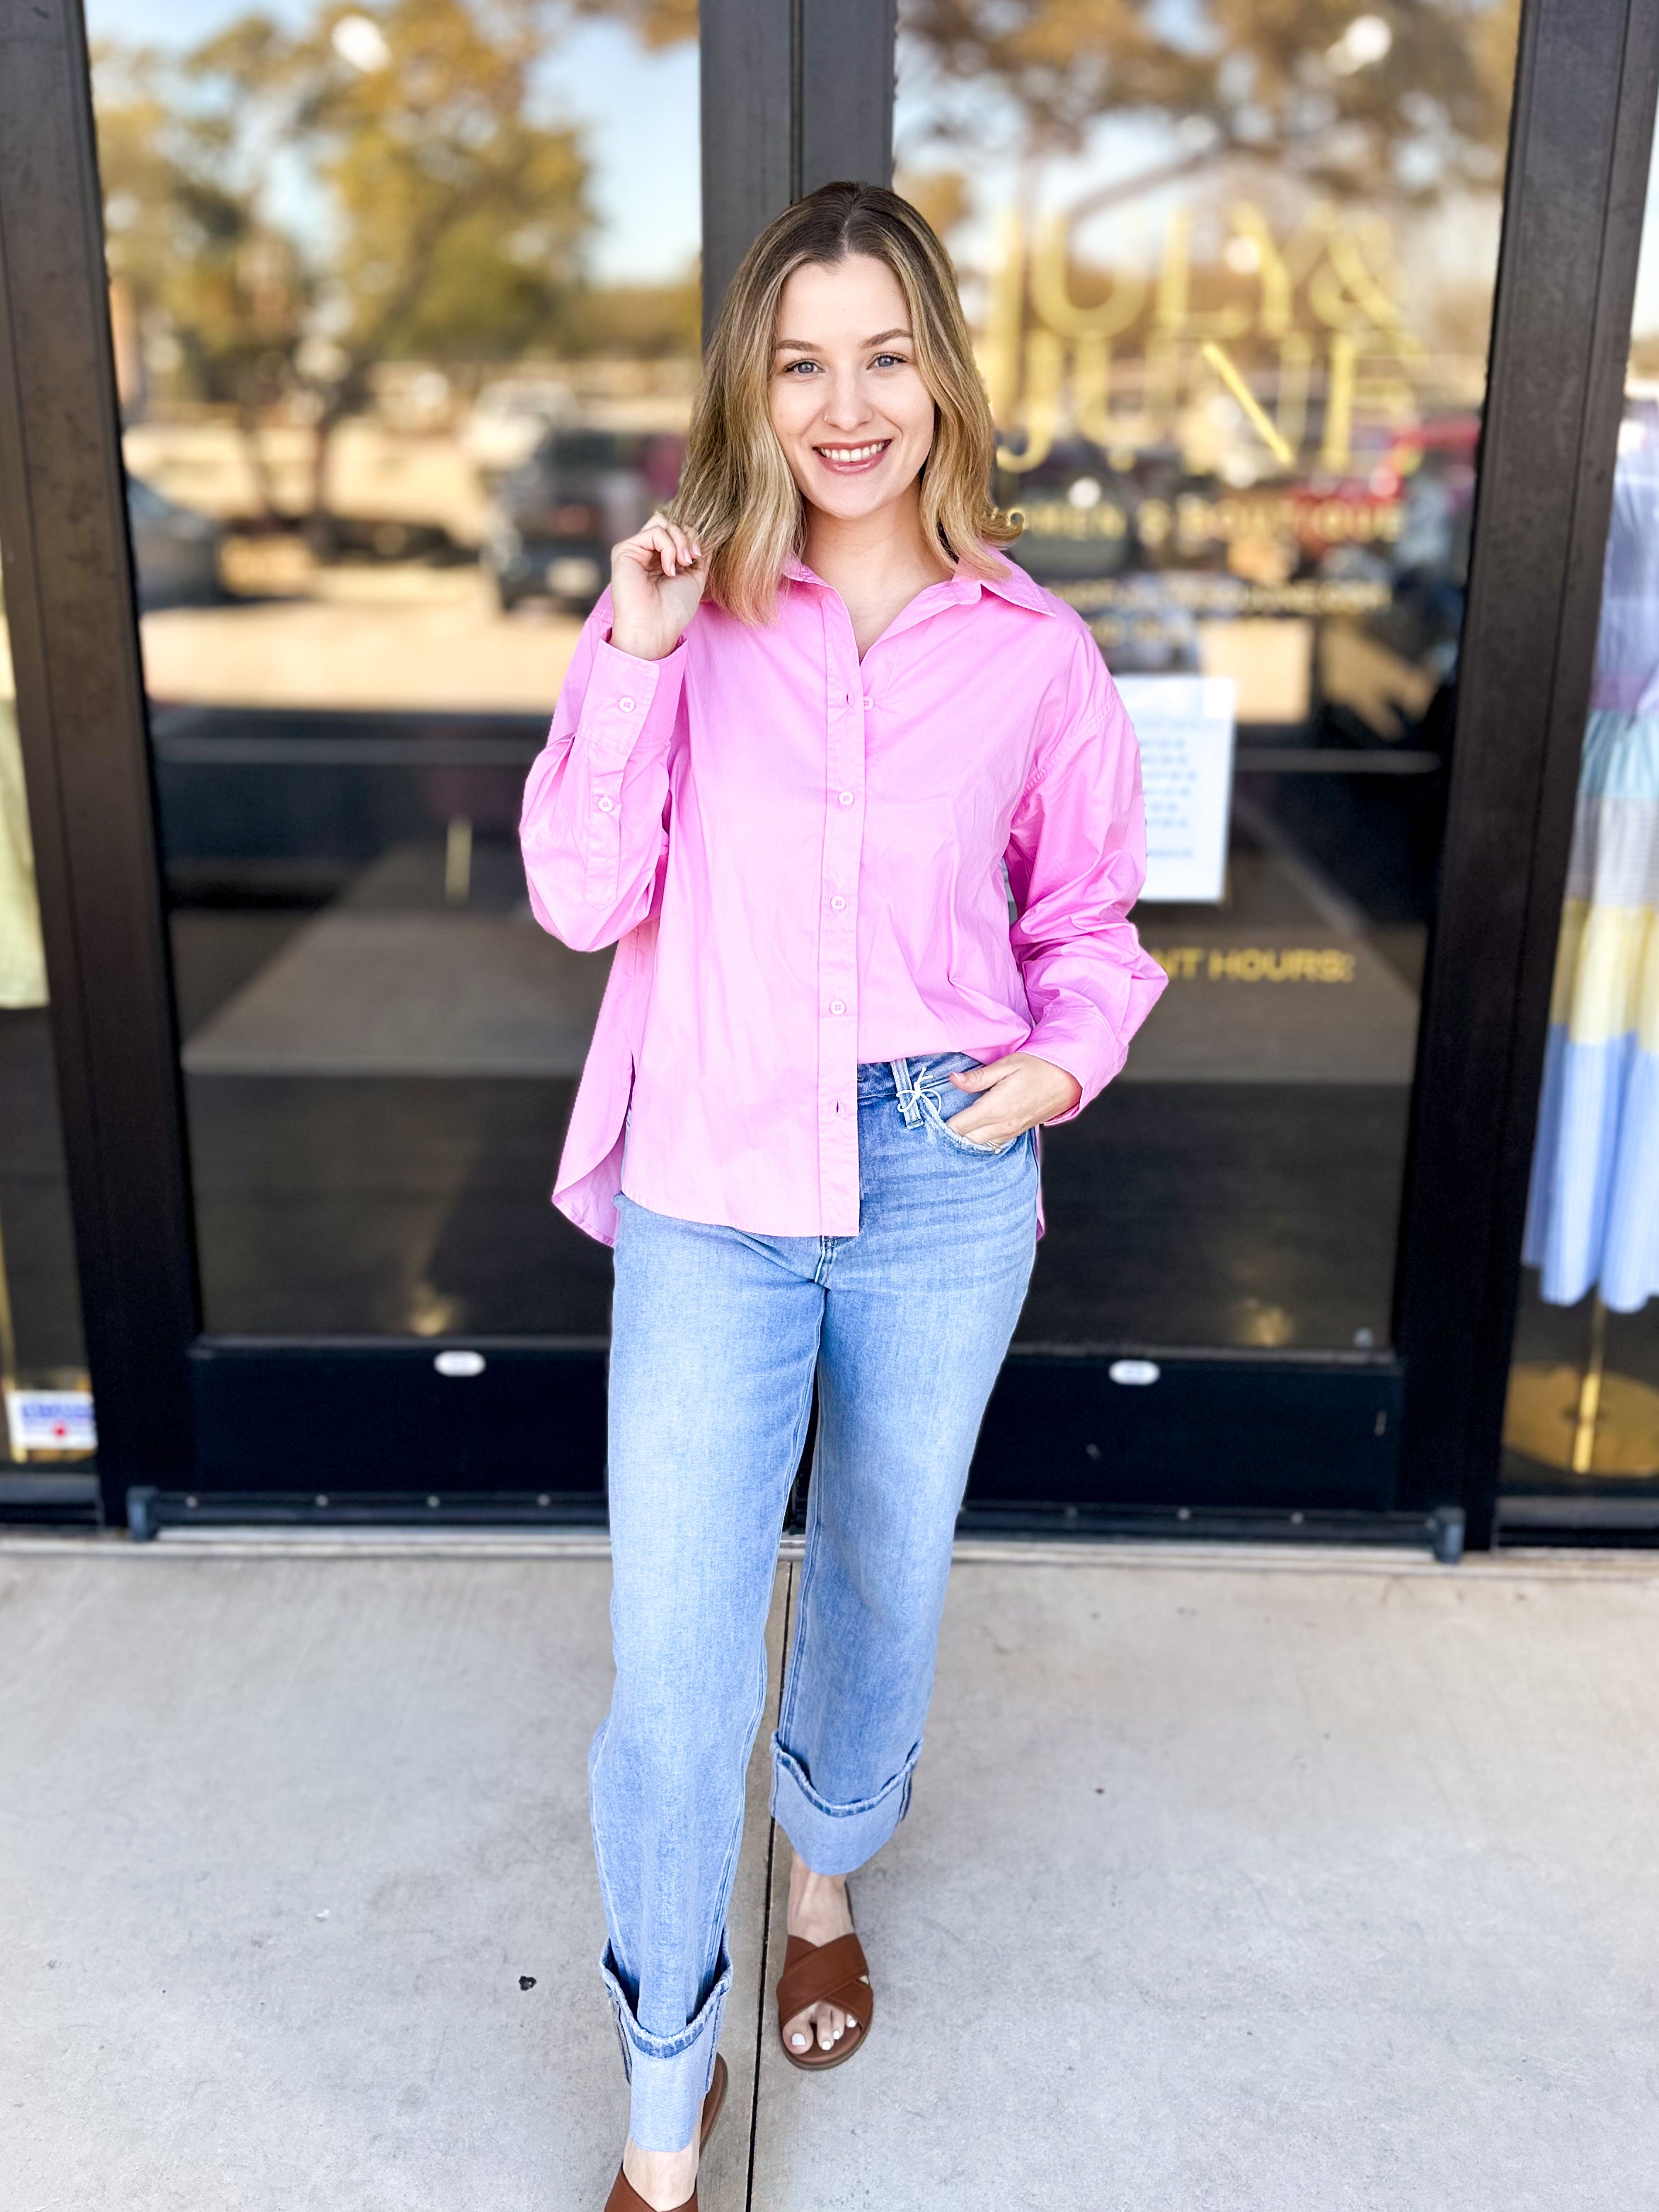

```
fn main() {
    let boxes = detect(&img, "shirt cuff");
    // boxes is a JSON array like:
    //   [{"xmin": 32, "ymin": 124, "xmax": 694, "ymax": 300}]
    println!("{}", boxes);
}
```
[
  {"xmin": 580, "ymin": 635, "xmax": 687, "ymax": 764},
  {"xmin": 1021, "ymin": 1023, "xmax": 1120, "ymax": 1123}
]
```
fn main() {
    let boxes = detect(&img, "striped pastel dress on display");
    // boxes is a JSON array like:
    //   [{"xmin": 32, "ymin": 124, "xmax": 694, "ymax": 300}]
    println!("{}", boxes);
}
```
[{"xmin": 1525, "ymin": 419, "xmax": 1659, "ymax": 1310}]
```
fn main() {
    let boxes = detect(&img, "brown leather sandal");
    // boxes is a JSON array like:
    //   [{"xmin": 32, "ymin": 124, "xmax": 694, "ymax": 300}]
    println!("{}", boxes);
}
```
[
  {"xmin": 602, "ymin": 2053, "xmax": 728, "ymax": 2212},
  {"xmin": 776, "ymin": 1930, "xmax": 874, "ymax": 2071}
]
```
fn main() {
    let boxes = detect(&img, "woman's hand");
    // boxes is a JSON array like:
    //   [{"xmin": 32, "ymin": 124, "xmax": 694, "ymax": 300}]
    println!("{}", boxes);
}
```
[
  {"xmin": 609, "ymin": 512, "xmax": 708, "ymax": 663},
  {"xmin": 946, "ymin": 1052, "xmax": 1081, "ymax": 1146}
]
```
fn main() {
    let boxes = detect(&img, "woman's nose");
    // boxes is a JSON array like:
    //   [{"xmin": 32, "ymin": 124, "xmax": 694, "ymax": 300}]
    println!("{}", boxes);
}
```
[{"xmin": 820, "ymin": 371, "xmax": 873, "ymax": 430}]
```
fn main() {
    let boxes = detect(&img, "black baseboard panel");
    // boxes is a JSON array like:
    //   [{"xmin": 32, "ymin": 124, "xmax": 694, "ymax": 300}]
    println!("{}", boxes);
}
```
[
  {"xmin": 181, "ymin": 1339, "xmax": 1408, "ymax": 1519},
  {"xmin": 972, "ymin": 1352, "xmax": 1405, "ymax": 1513},
  {"xmin": 188, "ymin": 1339, "xmax": 608, "ymax": 1494}
]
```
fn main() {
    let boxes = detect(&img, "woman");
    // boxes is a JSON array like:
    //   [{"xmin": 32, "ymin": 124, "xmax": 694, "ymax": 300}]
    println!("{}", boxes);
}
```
[{"xmin": 521, "ymin": 180, "xmax": 1164, "ymax": 2211}]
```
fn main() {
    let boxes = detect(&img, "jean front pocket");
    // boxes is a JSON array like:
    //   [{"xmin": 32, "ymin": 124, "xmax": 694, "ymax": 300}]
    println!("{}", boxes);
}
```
[{"xmin": 919, "ymin": 1087, "xmax": 1021, "ymax": 1157}]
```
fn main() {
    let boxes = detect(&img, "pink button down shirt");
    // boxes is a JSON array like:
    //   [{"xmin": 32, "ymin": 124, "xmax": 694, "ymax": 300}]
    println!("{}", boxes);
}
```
[{"xmin": 520, "ymin": 549, "xmax": 1166, "ymax": 1245}]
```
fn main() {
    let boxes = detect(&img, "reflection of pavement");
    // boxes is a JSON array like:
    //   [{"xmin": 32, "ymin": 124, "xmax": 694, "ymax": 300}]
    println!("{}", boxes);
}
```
[
  {"xmin": 179, "ymin": 903, "xmax": 1416, "ymax": 1087},
  {"xmin": 141, "ymin": 568, "xmax": 584, "ymax": 712},
  {"xmin": 183, "ymin": 912, "xmax": 610, "ymax": 1077},
  {"xmin": 175, "ymin": 810, "xmax": 1418, "ymax": 1087},
  {"xmin": 1125, "ymin": 927, "xmax": 1419, "ymax": 1083}
]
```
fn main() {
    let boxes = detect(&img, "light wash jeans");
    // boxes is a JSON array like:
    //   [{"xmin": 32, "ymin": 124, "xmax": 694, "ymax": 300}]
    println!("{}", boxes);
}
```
[{"xmin": 591, "ymin": 1051, "xmax": 1039, "ymax": 2150}]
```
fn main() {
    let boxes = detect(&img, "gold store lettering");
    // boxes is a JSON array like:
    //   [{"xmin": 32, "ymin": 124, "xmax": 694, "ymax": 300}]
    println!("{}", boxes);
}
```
[
  {"xmin": 986, "ymin": 200, "xmax": 1423, "ymax": 483},
  {"xmin": 1149, "ymin": 946, "xmax": 1357, "ymax": 983}
]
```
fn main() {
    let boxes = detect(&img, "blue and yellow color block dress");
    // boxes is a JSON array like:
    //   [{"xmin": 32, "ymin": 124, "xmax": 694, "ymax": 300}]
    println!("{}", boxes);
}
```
[{"xmin": 1525, "ymin": 421, "xmax": 1659, "ymax": 1310}]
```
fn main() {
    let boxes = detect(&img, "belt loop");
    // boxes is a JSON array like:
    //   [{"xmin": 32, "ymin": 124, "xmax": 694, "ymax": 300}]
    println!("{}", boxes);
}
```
[{"xmin": 890, "ymin": 1057, "xmax": 924, "ymax": 1128}]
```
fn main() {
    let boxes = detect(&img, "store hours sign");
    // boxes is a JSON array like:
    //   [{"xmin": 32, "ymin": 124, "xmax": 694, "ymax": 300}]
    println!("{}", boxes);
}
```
[{"xmin": 1117, "ymin": 675, "xmax": 1236, "ymax": 903}]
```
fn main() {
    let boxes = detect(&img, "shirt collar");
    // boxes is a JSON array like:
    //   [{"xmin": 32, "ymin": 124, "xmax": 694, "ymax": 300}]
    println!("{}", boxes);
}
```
[
  {"xmin": 782, "ymin": 545, "xmax": 1055, "ymax": 616},
  {"xmin": 970, "ymin": 551, "xmax": 1055, "ymax": 617}
]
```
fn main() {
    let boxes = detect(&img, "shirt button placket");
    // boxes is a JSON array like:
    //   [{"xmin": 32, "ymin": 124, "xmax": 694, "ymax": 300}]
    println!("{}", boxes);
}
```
[{"xmin": 821, "ymin": 641, "xmax": 865, "ymax": 1229}]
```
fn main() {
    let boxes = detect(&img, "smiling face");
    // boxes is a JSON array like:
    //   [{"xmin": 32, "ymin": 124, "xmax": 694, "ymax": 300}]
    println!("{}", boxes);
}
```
[{"xmin": 768, "ymin": 253, "xmax": 938, "ymax": 525}]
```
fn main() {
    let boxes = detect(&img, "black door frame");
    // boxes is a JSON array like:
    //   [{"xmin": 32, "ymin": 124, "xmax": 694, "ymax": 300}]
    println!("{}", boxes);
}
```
[{"xmin": 0, "ymin": 0, "xmax": 1653, "ymax": 1541}]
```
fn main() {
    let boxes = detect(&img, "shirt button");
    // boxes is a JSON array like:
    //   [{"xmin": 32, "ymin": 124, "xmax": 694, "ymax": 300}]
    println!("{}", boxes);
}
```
[
  {"xmin": 618, "ymin": 696, "xmax": 636, "ymax": 713},
  {"xmin": 830, "ymin": 895, "xmax": 846, "ymax": 911},
  {"xmin": 863, "ymin": 695, "xmax": 873, "ymax": 709},
  {"xmin": 596, "ymin": 795, "xmax": 614, "ymax": 813},
  {"xmin": 830, "ymin": 999, "xmax": 845, "ymax": 1014},
  {"xmin": 838, "ymin": 789, "xmax": 854, "ymax": 806}
]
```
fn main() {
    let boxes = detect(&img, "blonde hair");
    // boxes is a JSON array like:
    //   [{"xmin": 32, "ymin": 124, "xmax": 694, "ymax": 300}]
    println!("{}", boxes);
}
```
[{"xmin": 671, "ymin": 181, "xmax": 1021, "ymax": 624}]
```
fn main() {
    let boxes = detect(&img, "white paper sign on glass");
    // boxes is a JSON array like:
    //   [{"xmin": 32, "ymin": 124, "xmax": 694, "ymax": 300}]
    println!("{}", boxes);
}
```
[
  {"xmin": 1115, "ymin": 675, "xmax": 1237, "ymax": 904},
  {"xmin": 5, "ymin": 1388, "xmax": 97, "ymax": 1454}
]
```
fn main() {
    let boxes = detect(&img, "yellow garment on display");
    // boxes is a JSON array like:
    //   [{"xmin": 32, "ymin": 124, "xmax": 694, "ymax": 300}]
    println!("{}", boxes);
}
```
[
  {"xmin": 1549, "ymin": 897, "xmax": 1659, "ymax": 1052},
  {"xmin": 0, "ymin": 664, "xmax": 49, "ymax": 1009}
]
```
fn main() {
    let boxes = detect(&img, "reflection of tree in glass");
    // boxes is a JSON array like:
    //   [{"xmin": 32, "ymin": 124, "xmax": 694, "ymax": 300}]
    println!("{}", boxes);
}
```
[
  {"xmin": 94, "ymin": 1, "xmax": 696, "ymax": 534},
  {"xmin": 902, "ymin": 0, "xmax": 1518, "ymax": 210},
  {"xmin": 96, "ymin": 42, "xmax": 311, "ymax": 522}
]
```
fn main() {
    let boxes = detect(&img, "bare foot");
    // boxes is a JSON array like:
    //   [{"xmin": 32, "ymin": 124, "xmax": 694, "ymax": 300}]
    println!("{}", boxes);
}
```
[
  {"xmin": 619, "ymin": 2133, "xmax": 698, "ymax": 2211},
  {"xmin": 783, "ymin": 1849, "xmax": 856, "ymax": 2056}
]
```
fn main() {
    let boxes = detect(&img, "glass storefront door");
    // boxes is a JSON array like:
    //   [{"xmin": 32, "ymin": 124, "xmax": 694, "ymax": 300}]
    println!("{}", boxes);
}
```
[
  {"xmin": 90, "ymin": 2, "xmax": 699, "ymax": 1363},
  {"xmin": 893, "ymin": 4, "xmax": 1518, "ymax": 1489}
]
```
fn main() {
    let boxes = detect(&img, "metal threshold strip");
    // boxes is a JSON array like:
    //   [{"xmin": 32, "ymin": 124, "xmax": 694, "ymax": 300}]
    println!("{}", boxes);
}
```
[
  {"xmin": 0, "ymin": 1474, "xmax": 101, "ymax": 1527},
  {"xmin": 1498, "ymin": 1492, "xmax": 1659, "ymax": 1544},
  {"xmin": 117, "ymin": 1487, "xmax": 1466, "ymax": 1563}
]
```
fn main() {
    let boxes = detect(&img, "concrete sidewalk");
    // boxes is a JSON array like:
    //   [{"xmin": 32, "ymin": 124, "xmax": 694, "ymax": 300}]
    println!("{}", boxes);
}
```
[{"xmin": 5, "ymin": 1535, "xmax": 1659, "ymax": 2211}]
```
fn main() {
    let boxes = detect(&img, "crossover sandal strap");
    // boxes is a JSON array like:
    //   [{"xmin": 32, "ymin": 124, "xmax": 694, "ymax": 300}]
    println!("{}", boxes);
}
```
[
  {"xmin": 604, "ymin": 2170, "xmax": 694, "ymax": 2212},
  {"xmin": 775, "ymin": 1932, "xmax": 874, "ymax": 2032}
]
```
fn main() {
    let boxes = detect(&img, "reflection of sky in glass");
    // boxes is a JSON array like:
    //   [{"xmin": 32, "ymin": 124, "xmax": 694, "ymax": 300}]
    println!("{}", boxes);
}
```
[{"xmin": 84, "ymin": 0, "xmax": 699, "ymax": 282}]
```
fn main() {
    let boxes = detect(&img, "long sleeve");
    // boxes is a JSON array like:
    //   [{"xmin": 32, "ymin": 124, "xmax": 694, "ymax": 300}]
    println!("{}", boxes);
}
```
[
  {"xmin": 519, "ymin": 589, "xmax": 689, "ymax": 953},
  {"xmin": 1003, "ymin": 657, "xmax": 1167, "ymax": 1121}
]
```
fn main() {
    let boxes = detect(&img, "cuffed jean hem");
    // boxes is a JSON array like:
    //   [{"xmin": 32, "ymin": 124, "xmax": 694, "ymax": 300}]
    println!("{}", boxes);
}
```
[
  {"xmin": 599, "ymin": 1944, "xmax": 731, "ymax": 2153},
  {"xmin": 769, "ymin": 1734, "xmax": 918, "ymax": 1877}
]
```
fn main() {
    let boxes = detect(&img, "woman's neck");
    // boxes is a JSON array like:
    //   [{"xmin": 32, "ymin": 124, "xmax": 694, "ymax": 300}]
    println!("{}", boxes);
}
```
[
  {"xmin": 800, "ymin": 487, "xmax": 953, "ymax": 655},
  {"xmin": 803, "ymin": 488, "xmax": 950, "ymax": 602}
]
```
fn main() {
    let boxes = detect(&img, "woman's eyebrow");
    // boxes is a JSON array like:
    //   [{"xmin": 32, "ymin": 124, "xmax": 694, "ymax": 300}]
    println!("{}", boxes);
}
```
[{"xmin": 773, "ymin": 328, "xmax": 914, "ymax": 353}]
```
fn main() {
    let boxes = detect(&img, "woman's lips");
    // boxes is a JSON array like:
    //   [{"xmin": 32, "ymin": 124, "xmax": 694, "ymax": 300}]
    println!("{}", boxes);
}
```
[{"xmin": 813, "ymin": 439, "xmax": 892, "ymax": 476}]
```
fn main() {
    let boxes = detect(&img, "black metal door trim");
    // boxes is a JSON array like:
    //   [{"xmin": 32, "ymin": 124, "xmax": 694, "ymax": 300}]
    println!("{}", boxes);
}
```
[
  {"xmin": 0, "ymin": 0, "xmax": 197, "ymax": 1523},
  {"xmin": 700, "ymin": 0, "xmax": 794, "ymax": 341},
  {"xmin": 701, "ymin": 0, "xmax": 897, "ymax": 340}
]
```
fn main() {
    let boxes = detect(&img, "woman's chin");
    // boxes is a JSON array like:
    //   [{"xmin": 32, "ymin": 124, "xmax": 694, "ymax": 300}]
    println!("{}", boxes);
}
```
[{"xmin": 799, "ymin": 469, "xmax": 917, "ymax": 521}]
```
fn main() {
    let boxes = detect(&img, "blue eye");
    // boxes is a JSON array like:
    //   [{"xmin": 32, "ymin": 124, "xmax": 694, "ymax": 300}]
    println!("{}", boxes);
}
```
[{"xmin": 873, "ymin": 353, "xmax": 905, "ymax": 368}]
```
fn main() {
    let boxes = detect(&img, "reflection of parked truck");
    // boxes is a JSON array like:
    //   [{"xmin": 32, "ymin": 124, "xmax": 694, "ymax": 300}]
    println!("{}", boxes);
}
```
[
  {"xmin": 484, "ymin": 428, "xmax": 684, "ymax": 612},
  {"xmin": 461, "ymin": 376, "xmax": 578, "ymax": 481},
  {"xmin": 127, "ymin": 477, "xmax": 224, "ymax": 609}
]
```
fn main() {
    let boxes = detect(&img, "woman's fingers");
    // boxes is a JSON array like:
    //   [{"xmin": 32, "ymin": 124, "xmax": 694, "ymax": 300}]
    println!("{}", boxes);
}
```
[
  {"xmin": 662, "ymin": 518, "xmax": 699, "ymax": 570},
  {"xmin": 945, "ymin": 1050, "xmax": 1079, "ymax": 1142},
  {"xmin": 616, "ymin": 514, "xmax": 703, "ymax": 580}
]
